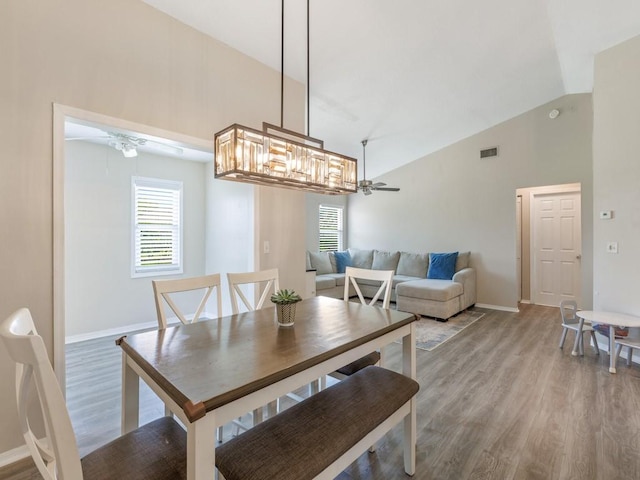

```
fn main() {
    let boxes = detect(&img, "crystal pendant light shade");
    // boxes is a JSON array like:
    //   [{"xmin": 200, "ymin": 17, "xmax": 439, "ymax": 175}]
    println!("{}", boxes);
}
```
[{"xmin": 215, "ymin": 123, "xmax": 357, "ymax": 194}]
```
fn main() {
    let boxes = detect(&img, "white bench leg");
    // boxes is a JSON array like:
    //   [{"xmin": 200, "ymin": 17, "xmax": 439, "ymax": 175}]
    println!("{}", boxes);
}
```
[{"xmin": 404, "ymin": 397, "xmax": 416, "ymax": 476}]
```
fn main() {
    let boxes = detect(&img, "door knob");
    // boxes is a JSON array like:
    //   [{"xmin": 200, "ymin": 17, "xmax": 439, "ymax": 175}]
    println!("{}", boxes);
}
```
[{"xmin": 576, "ymin": 254, "xmax": 582, "ymax": 259}]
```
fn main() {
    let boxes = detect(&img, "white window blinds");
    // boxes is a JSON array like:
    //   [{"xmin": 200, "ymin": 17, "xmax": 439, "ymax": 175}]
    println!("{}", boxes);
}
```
[
  {"xmin": 132, "ymin": 177, "xmax": 183, "ymax": 277},
  {"xmin": 318, "ymin": 205, "xmax": 344, "ymax": 252}
]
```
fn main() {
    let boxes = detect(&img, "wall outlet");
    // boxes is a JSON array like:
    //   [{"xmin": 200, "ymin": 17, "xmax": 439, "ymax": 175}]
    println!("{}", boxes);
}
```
[
  {"xmin": 606, "ymin": 242, "xmax": 618, "ymax": 254},
  {"xmin": 600, "ymin": 210, "xmax": 613, "ymax": 219}
]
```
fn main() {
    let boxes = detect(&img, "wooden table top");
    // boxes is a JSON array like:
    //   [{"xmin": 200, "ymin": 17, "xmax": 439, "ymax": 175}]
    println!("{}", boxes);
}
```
[{"xmin": 117, "ymin": 296, "xmax": 417, "ymax": 422}]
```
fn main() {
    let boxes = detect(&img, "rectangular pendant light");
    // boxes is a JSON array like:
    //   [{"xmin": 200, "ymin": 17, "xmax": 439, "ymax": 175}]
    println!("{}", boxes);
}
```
[{"xmin": 214, "ymin": 123, "xmax": 357, "ymax": 195}]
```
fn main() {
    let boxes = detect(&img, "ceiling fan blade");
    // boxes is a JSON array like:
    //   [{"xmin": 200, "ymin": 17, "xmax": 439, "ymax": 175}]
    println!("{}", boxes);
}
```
[
  {"xmin": 371, "ymin": 186, "xmax": 400, "ymax": 192},
  {"xmin": 363, "ymin": 188, "xmax": 373, "ymax": 196},
  {"xmin": 65, "ymin": 136, "xmax": 112, "ymax": 141},
  {"xmin": 371, "ymin": 182, "xmax": 387, "ymax": 188}
]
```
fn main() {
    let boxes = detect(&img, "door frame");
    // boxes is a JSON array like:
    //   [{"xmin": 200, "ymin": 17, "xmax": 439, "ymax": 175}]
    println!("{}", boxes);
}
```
[
  {"xmin": 529, "ymin": 183, "xmax": 582, "ymax": 307},
  {"xmin": 52, "ymin": 104, "xmax": 211, "ymax": 389}
]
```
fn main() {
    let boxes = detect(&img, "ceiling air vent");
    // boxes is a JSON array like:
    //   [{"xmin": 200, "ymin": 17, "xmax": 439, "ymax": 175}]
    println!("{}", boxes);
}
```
[{"xmin": 480, "ymin": 147, "xmax": 499, "ymax": 159}]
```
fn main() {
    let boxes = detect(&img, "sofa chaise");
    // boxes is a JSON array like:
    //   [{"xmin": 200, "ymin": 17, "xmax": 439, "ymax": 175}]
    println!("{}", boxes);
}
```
[{"xmin": 306, "ymin": 248, "xmax": 476, "ymax": 321}]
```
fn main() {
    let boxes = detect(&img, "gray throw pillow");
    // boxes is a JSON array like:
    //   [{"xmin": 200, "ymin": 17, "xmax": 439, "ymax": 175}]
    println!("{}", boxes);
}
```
[
  {"xmin": 348, "ymin": 248, "xmax": 374, "ymax": 269},
  {"xmin": 305, "ymin": 251, "xmax": 312, "ymax": 271},
  {"xmin": 309, "ymin": 252, "xmax": 333, "ymax": 275},
  {"xmin": 372, "ymin": 250, "xmax": 400, "ymax": 271},
  {"xmin": 397, "ymin": 252, "xmax": 429, "ymax": 277},
  {"xmin": 455, "ymin": 251, "xmax": 470, "ymax": 272}
]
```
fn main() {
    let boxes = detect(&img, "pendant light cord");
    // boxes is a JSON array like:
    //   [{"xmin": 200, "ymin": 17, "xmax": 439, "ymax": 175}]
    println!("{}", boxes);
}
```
[
  {"xmin": 280, "ymin": 0, "xmax": 284, "ymax": 128},
  {"xmin": 281, "ymin": 0, "xmax": 311, "ymax": 134},
  {"xmin": 307, "ymin": 0, "xmax": 310, "ymax": 135}
]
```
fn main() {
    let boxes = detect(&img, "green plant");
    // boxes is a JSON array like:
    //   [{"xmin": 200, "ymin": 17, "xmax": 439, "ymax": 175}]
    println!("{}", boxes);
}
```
[{"xmin": 270, "ymin": 289, "xmax": 302, "ymax": 305}]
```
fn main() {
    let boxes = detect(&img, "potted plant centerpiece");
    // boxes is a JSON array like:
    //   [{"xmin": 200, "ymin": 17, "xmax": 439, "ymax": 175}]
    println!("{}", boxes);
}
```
[{"xmin": 271, "ymin": 289, "xmax": 302, "ymax": 327}]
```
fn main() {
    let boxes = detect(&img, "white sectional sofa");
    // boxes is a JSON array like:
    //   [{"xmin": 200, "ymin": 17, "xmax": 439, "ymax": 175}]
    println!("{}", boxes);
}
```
[{"xmin": 306, "ymin": 248, "xmax": 476, "ymax": 321}]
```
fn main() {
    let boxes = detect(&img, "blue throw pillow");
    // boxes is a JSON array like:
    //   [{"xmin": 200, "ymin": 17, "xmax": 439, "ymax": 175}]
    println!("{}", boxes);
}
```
[
  {"xmin": 427, "ymin": 252, "xmax": 459, "ymax": 280},
  {"xmin": 333, "ymin": 251, "xmax": 352, "ymax": 274}
]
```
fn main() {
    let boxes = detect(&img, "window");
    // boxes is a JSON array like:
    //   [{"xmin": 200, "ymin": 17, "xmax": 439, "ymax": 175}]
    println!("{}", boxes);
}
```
[
  {"xmin": 318, "ymin": 204, "xmax": 344, "ymax": 252},
  {"xmin": 132, "ymin": 177, "xmax": 183, "ymax": 277}
]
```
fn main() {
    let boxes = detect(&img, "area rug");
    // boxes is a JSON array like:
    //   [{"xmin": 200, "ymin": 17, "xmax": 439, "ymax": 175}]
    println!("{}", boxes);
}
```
[{"xmin": 407, "ymin": 309, "xmax": 485, "ymax": 351}]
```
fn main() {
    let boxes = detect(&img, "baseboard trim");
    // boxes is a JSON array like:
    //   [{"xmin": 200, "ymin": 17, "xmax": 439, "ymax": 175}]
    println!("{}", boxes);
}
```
[
  {"xmin": 475, "ymin": 303, "xmax": 520, "ymax": 313},
  {"xmin": 65, "ymin": 311, "xmax": 216, "ymax": 344},
  {"xmin": 0, "ymin": 444, "xmax": 30, "ymax": 469}
]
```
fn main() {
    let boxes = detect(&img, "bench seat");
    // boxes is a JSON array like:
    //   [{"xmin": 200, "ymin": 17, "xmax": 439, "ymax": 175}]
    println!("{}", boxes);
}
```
[{"xmin": 215, "ymin": 366, "xmax": 419, "ymax": 480}]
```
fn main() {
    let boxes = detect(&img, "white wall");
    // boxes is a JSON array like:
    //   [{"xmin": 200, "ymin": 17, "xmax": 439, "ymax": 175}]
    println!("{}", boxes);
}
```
[
  {"xmin": 348, "ymin": 94, "xmax": 594, "ymax": 310},
  {"xmin": 592, "ymin": 34, "xmax": 640, "ymax": 313},
  {"xmin": 0, "ymin": 0, "xmax": 305, "ymax": 456},
  {"xmin": 206, "ymin": 173, "xmax": 255, "ymax": 316},
  {"xmin": 65, "ymin": 141, "xmax": 207, "ymax": 337}
]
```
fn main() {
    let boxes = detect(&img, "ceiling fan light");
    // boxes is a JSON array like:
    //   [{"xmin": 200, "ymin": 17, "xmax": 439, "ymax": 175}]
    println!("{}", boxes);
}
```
[{"xmin": 122, "ymin": 144, "xmax": 138, "ymax": 158}]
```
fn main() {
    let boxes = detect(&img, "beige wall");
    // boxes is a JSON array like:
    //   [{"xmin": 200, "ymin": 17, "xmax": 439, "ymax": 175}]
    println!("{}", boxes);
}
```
[
  {"xmin": 348, "ymin": 94, "xmax": 594, "ymax": 310},
  {"xmin": 256, "ymin": 186, "xmax": 306, "ymax": 294},
  {"xmin": 592, "ymin": 34, "xmax": 640, "ymax": 313},
  {"xmin": 0, "ymin": 0, "xmax": 305, "ymax": 456}
]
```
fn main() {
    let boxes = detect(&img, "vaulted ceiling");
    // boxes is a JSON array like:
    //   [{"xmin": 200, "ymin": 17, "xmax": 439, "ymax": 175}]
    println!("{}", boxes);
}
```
[{"xmin": 142, "ymin": 0, "xmax": 640, "ymax": 178}]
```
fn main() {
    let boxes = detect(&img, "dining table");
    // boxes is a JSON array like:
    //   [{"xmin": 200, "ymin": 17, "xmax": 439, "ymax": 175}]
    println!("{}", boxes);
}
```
[
  {"xmin": 117, "ymin": 295, "xmax": 418, "ymax": 480},
  {"xmin": 576, "ymin": 310, "xmax": 640, "ymax": 373}
]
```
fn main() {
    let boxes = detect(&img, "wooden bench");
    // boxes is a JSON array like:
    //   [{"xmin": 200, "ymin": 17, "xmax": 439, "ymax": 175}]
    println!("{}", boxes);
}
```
[{"xmin": 215, "ymin": 365, "xmax": 419, "ymax": 480}]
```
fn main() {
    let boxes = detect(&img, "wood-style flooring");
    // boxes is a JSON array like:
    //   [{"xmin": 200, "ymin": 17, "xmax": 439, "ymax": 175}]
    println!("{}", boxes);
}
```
[{"xmin": 4, "ymin": 304, "xmax": 640, "ymax": 479}]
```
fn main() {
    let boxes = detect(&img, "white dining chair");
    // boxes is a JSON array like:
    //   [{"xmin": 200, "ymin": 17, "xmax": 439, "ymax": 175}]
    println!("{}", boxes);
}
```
[
  {"xmin": 614, "ymin": 336, "xmax": 640, "ymax": 368},
  {"xmin": 153, "ymin": 273, "xmax": 224, "ymax": 440},
  {"xmin": 559, "ymin": 299, "xmax": 599, "ymax": 356},
  {"xmin": 227, "ymin": 268, "xmax": 280, "ymax": 314},
  {"xmin": 152, "ymin": 273, "xmax": 222, "ymax": 329},
  {"xmin": 344, "ymin": 266, "xmax": 394, "ymax": 309},
  {"xmin": 328, "ymin": 267, "xmax": 395, "ymax": 382},
  {"xmin": 0, "ymin": 308, "xmax": 187, "ymax": 480},
  {"xmin": 226, "ymin": 269, "xmax": 280, "ymax": 431}
]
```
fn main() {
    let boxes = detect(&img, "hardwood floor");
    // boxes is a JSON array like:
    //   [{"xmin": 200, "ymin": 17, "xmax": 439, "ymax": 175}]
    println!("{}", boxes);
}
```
[{"xmin": 4, "ymin": 304, "xmax": 640, "ymax": 479}]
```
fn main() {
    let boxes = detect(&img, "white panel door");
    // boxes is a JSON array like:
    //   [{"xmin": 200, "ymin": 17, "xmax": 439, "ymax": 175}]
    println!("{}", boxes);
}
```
[{"xmin": 532, "ymin": 192, "xmax": 581, "ymax": 307}]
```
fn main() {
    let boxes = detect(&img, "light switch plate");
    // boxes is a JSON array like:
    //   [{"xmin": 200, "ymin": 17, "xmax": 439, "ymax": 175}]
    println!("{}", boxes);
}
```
[{"xmin": 607, "ymin": 242, "xmax": 618, "ymax": 254}]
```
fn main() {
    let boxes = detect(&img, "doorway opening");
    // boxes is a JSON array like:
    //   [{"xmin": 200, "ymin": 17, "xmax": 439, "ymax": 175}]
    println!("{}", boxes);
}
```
[
  {"xmin": 516, "ymin": 183, "xmax": 582, "ymax": 308},
  {"xmin": 53, "ymin": 104, "xmax": 213, "ymax": 388}
]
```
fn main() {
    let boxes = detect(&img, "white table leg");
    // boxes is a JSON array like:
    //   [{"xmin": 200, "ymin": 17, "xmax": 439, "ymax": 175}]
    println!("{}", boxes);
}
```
[
  {"xmin": 309, "ymin": 378, "xmax": 320, "ymax": 395},
  {"xmin": 402, "ymin": 322, "xmax": 417, "ymax": 475},
  {"xmin": 121, "ymin": 352, "xmax": 139, "ymax": 434},
  {"xmin": 609, "ymin": 325, "xmax": 617, "ymax": 373},
  {"xmin": 187, "ymin": 413, "xmax": 217, "ymax": 480}
]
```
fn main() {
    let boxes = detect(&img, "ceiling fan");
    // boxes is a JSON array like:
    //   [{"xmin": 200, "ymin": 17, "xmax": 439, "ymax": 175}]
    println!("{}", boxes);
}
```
[
  {"xmin": 66, "ymin": 128, "xmax": 184, "ymax": 158},
  {"xmin": 357, "ymin": 139, "xmax": 400, "ymax": 195}
]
